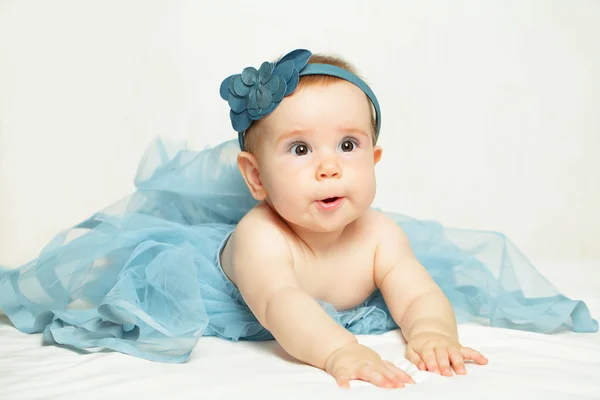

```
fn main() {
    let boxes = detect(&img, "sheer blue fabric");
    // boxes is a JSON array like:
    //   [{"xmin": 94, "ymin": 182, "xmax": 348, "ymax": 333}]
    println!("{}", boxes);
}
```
[{"xmin": 1, "ymin": 138, "xmax": 597, "ymax": 363}]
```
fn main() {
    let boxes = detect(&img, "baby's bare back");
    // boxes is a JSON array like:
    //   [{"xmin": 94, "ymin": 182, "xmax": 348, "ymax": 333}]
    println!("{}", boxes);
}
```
[{"xmin": 220, "ymin": 202, "xmax": 381, "ymax": 311}]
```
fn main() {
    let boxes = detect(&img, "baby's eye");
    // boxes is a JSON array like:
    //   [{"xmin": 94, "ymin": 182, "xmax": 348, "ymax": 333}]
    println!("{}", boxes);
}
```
[
  {"xmin": 339, "ymin": 139, "xmax": 357, "ymax": 152},
  {"xmin": 290, "ymin": 143, "xmax": 310, "ymax": 156}
]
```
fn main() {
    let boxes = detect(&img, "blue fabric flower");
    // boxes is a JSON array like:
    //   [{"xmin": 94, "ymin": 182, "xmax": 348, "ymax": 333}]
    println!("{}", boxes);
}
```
[{"xmin": 220, "ymin": 49, "xmax": 312, "ymax": 132}]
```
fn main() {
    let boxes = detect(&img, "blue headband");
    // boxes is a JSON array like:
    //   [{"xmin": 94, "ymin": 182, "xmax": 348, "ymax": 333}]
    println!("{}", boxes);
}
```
[{"xmin": 219, "ymin": 49, "xmax": 381, "ymax": 150}]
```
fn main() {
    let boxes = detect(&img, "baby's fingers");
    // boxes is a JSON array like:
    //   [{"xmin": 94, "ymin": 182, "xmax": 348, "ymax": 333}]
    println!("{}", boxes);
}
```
[
  {"xmin": 448, "ymin": 347, "xmax": 466, "ymax": 375},
  {"xmin": 435, "ymin": 348, "xmax": 453, "ymax": 376},
  {"xmin": 421, "ymin": 349, "xmax": 441, "ymax": 374},
  {"xmin": 333, "ymin": 367, "xmax": 352, "ymax": 388},
  {"xmin": 356, "ymin": 364, "xmax": 400, "ymax": 389},
  {"xmin": 383, "ymin": 361, "xmax": 415, "ymax": 385},
  {"xmin": 405, "ymin": 347, "xmax": 426, "ymax": 371},
  {"xmin": 461, "ymin": 347, "xmax": 488, "ymax": 365}
]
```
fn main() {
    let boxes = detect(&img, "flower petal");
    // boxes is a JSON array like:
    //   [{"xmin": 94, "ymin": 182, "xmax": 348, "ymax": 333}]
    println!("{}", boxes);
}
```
[
  {"xmin": 232, "ymin": 76, "xmax": 251, "ymax": 97},
  {"xmin": 284, "ymin": 71, "xmax": 299, "ymax": 96},
  {"xmin": 228, "ymin": 94, "xmax": 246, "ymax": 113},
  {"xmin": 271, "ymin": 78, "xmax": 286, "ymax": 102},
  {"xmin": 278, "ymin": 49, "xmax": 312, "ymax": 71},
  {"xmin": 230, "ymin": 110, "xmax": 251, "ymax": 132},
  {"xmin": 261, "ymin": 103, "xmax": 276, "ymax": 116},
  {"xmin": 248, "ymin": 108, "xmax": 260, "ymax": 117},
  {"xmin": 273, "ymin": 60, "xmax": 294, "ymax": 82},
  {"xmin": 246, "ymin": 90, "xmax": 258, "ymax": 110},
  {"xmin": 220, "ymin": 75, "xmax": 235, "ymax": 100},
  {"xmin": 256, "ymin": 87, "xmax": 272, "ymax": 109},
  {"xmin": 265, "ymin": 75, "xmax": 280, "ymax": 95},
  {"xmin": 258, "ymin": 62, "xmax": 273, "ymax": 84},
  {"xmin": 241, "ymin": 67, "xmax": 258, "ymax": 86}
]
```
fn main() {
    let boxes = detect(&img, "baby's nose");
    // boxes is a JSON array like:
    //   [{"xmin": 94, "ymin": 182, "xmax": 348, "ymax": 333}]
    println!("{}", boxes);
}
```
[{"xmin": 317, "ymin": 161, "xmax": 341, "ymax": 180}]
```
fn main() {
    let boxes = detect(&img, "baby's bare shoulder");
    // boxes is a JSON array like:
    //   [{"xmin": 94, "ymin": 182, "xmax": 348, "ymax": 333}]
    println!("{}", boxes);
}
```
[
  {"xmin": 227, "ymin": 203, "xmax": 293, "ymax": 264},
  {"xmin": 360, "ymin": 209, "xmax": 413, "ymax": 270},
  {"xmin": 222, "ymin": 204, "xmax": 301, "ymax": 309},
  {"xmin": 360, "ymin": 208, "xmax": 407, "ymax": 242}
]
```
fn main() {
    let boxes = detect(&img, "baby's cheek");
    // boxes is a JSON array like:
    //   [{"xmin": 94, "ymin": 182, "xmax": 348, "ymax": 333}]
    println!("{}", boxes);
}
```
[
  {"xmin": 278, "ymin": 177, "xmax": 301, "ymax": 197},
  {"xmin": 273, "ymin": 178, "xmax": 303, "ymax": 206},
  {"xmin": 352, "ymin": 171, "xmax": 377, "ymax": 203}
]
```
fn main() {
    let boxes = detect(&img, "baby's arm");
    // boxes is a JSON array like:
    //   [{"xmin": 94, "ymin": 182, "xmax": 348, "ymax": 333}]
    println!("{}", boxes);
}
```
[
  {"xmin": 231, "ymin": 219, "xmax": 357, "ymax": 369},
  {"xmin": 374, "ymin": 216, "xmax": 487, "ymax": 375},
  {"xmin": 374, "ymin": 218, "xmax": 458, "ymax": 340}
]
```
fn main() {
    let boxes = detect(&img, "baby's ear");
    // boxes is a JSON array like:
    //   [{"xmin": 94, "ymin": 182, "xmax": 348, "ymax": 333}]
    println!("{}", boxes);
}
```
[
  {"xmin": 237, "ymin": 152, "xmax": 268, "ymax": 200},
  {"xmin": 373, "ymin": 145, "xmax": 383, "ymax": 165}
]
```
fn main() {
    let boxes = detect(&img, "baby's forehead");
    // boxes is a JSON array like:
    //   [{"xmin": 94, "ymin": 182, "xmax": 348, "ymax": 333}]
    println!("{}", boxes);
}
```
[{"xmin": 267, "ymin": 83, "xmax": 372, "ymax": 129}]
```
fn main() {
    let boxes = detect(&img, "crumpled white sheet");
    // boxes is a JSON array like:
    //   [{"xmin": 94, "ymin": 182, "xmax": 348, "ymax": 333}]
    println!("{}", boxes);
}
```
[{"xmin": 1, "ymin": 261, "xmax": 599, "ymax": 400}]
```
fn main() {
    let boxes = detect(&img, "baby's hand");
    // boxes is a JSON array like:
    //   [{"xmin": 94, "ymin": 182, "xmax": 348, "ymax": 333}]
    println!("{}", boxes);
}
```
[
  {"xmin": 325, "ymin": 343, "xmax": 415, "ymax": 389},
  {"xmin": 405, "ymin": 332, "xmax": 488, "ymax": 376}
]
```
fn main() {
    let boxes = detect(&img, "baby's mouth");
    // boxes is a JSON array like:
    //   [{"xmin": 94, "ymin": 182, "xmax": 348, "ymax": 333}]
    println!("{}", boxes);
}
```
[{"xmin": 316, "ymin": 196, "xmax": 345, "ymax": 210}]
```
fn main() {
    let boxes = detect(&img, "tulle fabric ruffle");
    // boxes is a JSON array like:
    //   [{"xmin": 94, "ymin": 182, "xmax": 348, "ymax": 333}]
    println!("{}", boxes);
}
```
[{"xmin": 0, "ymin": 138, "xmax": 596, "ymax": 363}]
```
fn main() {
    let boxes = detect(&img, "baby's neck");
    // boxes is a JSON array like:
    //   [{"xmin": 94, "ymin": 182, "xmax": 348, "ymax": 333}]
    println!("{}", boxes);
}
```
[{"xmin": 284, "ymin": 220, "xmax": 350, "ymax": 255}]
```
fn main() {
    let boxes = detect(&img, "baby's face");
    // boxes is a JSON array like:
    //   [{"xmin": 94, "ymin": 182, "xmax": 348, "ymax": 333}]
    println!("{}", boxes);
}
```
[{"xmin": 254, "ymin": 81, "xmax": 382, "ymax": 232}]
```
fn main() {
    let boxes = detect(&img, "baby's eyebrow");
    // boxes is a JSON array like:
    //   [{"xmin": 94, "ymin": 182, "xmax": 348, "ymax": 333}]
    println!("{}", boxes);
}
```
[
  {"xmin": 277, "ymin": 129, "xmax": 310, "ymax": 144},
  {"xmin": 276, "ymin": 127, "xmax": 369, "ymax": 145},
  {"xmin": 340, "ymin": 128, "xmax": 370, "ymax": 138}
]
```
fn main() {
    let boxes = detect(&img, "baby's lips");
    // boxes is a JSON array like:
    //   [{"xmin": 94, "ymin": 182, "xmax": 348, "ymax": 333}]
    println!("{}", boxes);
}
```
[{"xmin": 317, "ymin": 194, "xmax": 344, "ymax": 201}]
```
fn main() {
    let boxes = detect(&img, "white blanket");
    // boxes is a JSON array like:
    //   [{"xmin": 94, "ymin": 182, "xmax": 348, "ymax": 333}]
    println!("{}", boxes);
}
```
[{"xmin": 1, "ymin": 260, "xmax": 598, "ymax": 400}]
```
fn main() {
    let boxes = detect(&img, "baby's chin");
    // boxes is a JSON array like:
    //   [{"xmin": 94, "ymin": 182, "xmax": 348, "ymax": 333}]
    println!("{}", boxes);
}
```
[
  {"xmin": 267, "ymin": 199, "xmax": 365, "ymax": 232},
  {"xmin": 299, "ymin": 211, "xmax": 363, "ymax": 233}
]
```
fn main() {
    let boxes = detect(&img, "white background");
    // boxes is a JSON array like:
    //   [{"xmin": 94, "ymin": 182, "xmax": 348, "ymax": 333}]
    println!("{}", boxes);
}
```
[{"xmin": 0, "ymin": 0, "xmax": 599, "ymax": 268}]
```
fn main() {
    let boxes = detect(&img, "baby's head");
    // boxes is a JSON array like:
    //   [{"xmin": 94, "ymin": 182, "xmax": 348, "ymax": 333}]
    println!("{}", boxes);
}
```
[
  {"xmin": 241, "ymin": 54, "xmax": 378, "ymax": 155},
  {"xmin": 220, "ymin": 50, "xmax": 382, "ymax": 232}
]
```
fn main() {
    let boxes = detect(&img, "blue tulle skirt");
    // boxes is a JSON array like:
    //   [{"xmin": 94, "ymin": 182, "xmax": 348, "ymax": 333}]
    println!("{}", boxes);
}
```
[{"xmin": 1, "ymin": 138, "xmax": 597, "ymax": 363}]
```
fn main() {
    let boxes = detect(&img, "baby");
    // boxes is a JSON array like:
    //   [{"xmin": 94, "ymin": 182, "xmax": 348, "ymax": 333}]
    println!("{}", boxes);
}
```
[
  {"xmin": 218, "ymin": 49, "xmax": 487, "ymax": 388},
  {"xmin": 2, "ymin": 48, "xmax": 595, "ymax": 390}
]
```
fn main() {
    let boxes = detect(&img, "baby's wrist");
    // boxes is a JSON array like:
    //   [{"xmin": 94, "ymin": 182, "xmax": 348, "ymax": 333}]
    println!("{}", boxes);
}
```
[
  {"xmin": 323, "ymin": 338, "xmax": 359, "ymax": 372},
  {"xmin": 404, "ymin": 318, "xmax": 458, "ymax": 342}
]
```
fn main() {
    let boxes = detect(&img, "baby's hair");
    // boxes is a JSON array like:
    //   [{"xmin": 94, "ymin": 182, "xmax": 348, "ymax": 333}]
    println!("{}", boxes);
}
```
[{"xmin": 243, "ymin": 54, "xmax": 378, "ymax": 154}]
